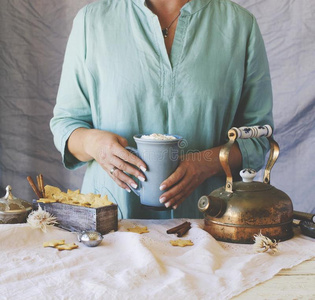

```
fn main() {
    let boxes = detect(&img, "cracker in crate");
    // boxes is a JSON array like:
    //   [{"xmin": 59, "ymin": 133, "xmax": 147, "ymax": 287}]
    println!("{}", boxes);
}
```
[{"xmin": 37, "ymin": 185, "xmax": 112, "ymax": 208}]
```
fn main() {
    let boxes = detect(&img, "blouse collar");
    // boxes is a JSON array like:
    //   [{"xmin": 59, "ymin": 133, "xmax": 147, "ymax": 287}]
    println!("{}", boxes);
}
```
[{"xmin": 132, "ymin": 0, "xmax": 213, "ymax": 16}]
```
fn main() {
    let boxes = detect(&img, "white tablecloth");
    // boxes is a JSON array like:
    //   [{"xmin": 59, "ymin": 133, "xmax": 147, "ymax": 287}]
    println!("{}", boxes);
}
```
[{"xmin": 0, "ymin": 219, "xmax": 314, "ymax": 300}]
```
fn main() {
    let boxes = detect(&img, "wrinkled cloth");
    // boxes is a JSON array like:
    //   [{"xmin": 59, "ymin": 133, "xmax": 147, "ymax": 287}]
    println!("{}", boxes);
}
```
[
  {"xmin": 50, "ymin": 0, "xmax": 273, "ymax": 219},
  {"xmin": 0, "ymin": 220, "xmax": 314, "ymax": 300}
]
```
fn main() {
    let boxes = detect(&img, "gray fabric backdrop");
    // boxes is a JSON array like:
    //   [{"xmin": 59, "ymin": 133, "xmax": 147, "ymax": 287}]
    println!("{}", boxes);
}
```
[{"xmin": 1, "ymin": 0, "xmax": 314, "ymax": 214}]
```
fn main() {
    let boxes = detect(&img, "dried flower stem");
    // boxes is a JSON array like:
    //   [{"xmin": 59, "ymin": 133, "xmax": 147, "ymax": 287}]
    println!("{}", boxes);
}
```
[
  {"xmin": 27, "ymin": 206, "xmax": 58, "ymax": 232},
  {"xmin": 253, "ymin": 232, "xmax": 279, "ymax": 255}
]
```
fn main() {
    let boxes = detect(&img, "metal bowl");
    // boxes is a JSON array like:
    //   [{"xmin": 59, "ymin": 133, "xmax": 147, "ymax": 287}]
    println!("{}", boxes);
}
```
[
  {"xmin": 0, "ymin": 186, "xmax": 32, "ymax": 224},
  {"xmin": 77, "ymin": 231, "xmax": 103, "ymax": 247}
]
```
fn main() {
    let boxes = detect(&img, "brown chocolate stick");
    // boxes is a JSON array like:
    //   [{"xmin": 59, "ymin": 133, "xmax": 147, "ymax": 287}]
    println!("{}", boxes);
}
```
[
  {"xmin": 177, "ymin": 223, "xmax": 192, "ymax": 237},
  {"xmin": 27, "ymin": 176, "xmax": 42, "ymax": 199},
  {"xmin": 166, "ymin": 221, "xmax": 191, "ymax": 234},
  {"xmin": 36, "ymin": 175, "xmax": 41, "ymax": 193},
  {"xmin": 39, "ymin": 174, "xmax": 45, "ymax": 198}
]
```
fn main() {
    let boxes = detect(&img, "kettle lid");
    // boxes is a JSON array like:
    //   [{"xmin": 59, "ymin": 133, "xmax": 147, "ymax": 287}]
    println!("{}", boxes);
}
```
[{"xmin": 234, "ymin": 168, "xmax": 271, "ymax": 192}]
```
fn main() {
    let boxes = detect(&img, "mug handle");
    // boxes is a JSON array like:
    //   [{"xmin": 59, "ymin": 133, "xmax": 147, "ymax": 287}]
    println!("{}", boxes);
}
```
[{"xmin": 125, "ymin": 146, "xmax": 141, "ymax": 196}]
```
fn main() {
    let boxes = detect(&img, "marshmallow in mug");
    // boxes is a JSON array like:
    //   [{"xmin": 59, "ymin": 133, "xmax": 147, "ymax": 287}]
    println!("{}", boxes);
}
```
[{"xmin": 140, "ymin": 133, "xmax": 177, "ymax": 141}]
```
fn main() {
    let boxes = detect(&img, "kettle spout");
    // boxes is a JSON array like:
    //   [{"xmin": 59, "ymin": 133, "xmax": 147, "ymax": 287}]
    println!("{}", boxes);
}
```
[{"xmin": 198, "ymin": 195, "xmax": 226, "ymax": 217}]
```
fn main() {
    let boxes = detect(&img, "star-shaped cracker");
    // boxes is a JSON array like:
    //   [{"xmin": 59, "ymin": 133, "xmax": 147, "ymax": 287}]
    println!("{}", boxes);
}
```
[
  {"xmin": 43, "ymin": 239, "xmax": 65, "ymax": 248},
  {"xmin": 56, "ymin": 243, "xmax": 78, "ymax": 251},
  {"xmin": 127, "ymin": 226, "xmax": 149, "ymax": 234},
  {"xmin": 170, "ymin": 239, "xmax": 194, "ymax": 247}
]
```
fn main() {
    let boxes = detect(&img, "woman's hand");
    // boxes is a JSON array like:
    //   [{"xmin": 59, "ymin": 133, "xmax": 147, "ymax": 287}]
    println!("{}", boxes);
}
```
[
  {"xmin": 68, "ymin": 128, "xmax": 147, "ymax": 192},
  {"xmin": 159, "ymin": 145, "xmax": 242, "ymax": 209}
]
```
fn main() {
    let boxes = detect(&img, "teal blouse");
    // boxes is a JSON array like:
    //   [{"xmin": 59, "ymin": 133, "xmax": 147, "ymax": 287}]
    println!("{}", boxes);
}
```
[{"xmin": 51, "ymin": 0, "xmax": 274, "ymax": 219}]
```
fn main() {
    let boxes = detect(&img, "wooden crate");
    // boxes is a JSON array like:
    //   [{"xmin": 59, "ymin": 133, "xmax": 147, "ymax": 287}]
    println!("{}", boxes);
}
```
[{"xmin": 34, "ymin": 201, "xmax": 118, "ymax": 234}]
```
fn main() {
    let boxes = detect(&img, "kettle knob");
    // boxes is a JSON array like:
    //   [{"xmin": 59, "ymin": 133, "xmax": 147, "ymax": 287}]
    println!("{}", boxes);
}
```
[{"xmin": 240, "ymin": 169, "xmax": 256, "ymax": 183}]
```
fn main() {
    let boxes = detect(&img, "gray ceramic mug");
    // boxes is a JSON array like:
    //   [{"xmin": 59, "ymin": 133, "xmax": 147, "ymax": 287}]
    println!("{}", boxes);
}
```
[{"xmin": 126, "ymin": 134, "xmax": 183, "ymax": 210}]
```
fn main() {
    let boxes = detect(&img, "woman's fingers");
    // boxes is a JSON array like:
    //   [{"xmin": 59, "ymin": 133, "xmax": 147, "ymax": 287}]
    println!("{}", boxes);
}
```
[
  {"xmin": 160, "ymin": 175, "xmax": 196, "ymax": 208},
  {"xmin": 114, "ymin": 147, "xmax": 147, "ymax": 174},
  {"xmin": 69, "ymin": 129, "xmax": 147, "ymax": 191},
  {"xmin": 98, "ymin": 139, "xmax": 146, "ymax": 173},
  {"xmin": 87, "ymin": 131, "xmax": 147, "ymax": 189},
  {"xmin": 110, "ymin": 169, "xmax": 132, "ymax": 192},
  {"xmin": 108, "ymin": 163, "xmax": 143, "ymax": 188},
  {"xmin": 159, "ymin": 153, "xmax": 209, "ymax": 208},
  {"xmin": 105, "ymin": 148, "xmax": 146, "ymax": 188}
]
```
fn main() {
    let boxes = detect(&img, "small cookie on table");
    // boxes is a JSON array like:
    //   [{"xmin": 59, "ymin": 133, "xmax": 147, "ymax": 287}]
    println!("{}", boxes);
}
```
[
  {"xmin": 169, "ymin": 239, "xmax": 194, "ymax": 247},
  {"xmin": 56, "ymin": 243, "xmax": 79, "ymax": 251},
  {"xmin": 43, "ymin": 239, "xmax": 65, "ymax": 248}
]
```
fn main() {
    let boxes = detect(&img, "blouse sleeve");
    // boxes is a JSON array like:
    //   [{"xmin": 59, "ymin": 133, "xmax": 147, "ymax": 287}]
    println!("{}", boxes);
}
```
[
  {"xmin": 235, "ymin": 16, "xmax": 274, "ymax": 171},
  {"xmin": 50, "ymin": 6, "xmax": 93, "ymax": 170}
]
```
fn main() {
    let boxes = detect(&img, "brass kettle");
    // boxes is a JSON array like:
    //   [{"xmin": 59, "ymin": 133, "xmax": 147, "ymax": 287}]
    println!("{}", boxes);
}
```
[{"xmin": 198, "ymin": 125, "xmax": 294, "ymax": 244}]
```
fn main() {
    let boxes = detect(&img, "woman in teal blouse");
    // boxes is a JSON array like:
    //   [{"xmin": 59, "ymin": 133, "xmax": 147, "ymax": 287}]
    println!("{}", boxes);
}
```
[{"xmin": 51, "ymin": 0, "xmax": 273, "ymax": 219}]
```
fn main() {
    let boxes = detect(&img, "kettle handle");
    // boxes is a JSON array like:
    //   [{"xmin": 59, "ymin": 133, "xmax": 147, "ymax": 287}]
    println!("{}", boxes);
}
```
[
  {"xmin": 230, "ymin": 125, "xmax": 272, "ymax": 139},
  {"xmin": 220, "ymin": 125, "xmax": 279, "ymax": 193}
]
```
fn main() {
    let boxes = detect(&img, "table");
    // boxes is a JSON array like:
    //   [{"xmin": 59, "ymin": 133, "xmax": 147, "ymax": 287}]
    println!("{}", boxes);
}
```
[
  {"xmin": 235, "ymin": 257, "xmax": 315, "ymax": 299},
  {"xmin": 0, "ymin": 219, "xmax": 314, "ymax": 299}
]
